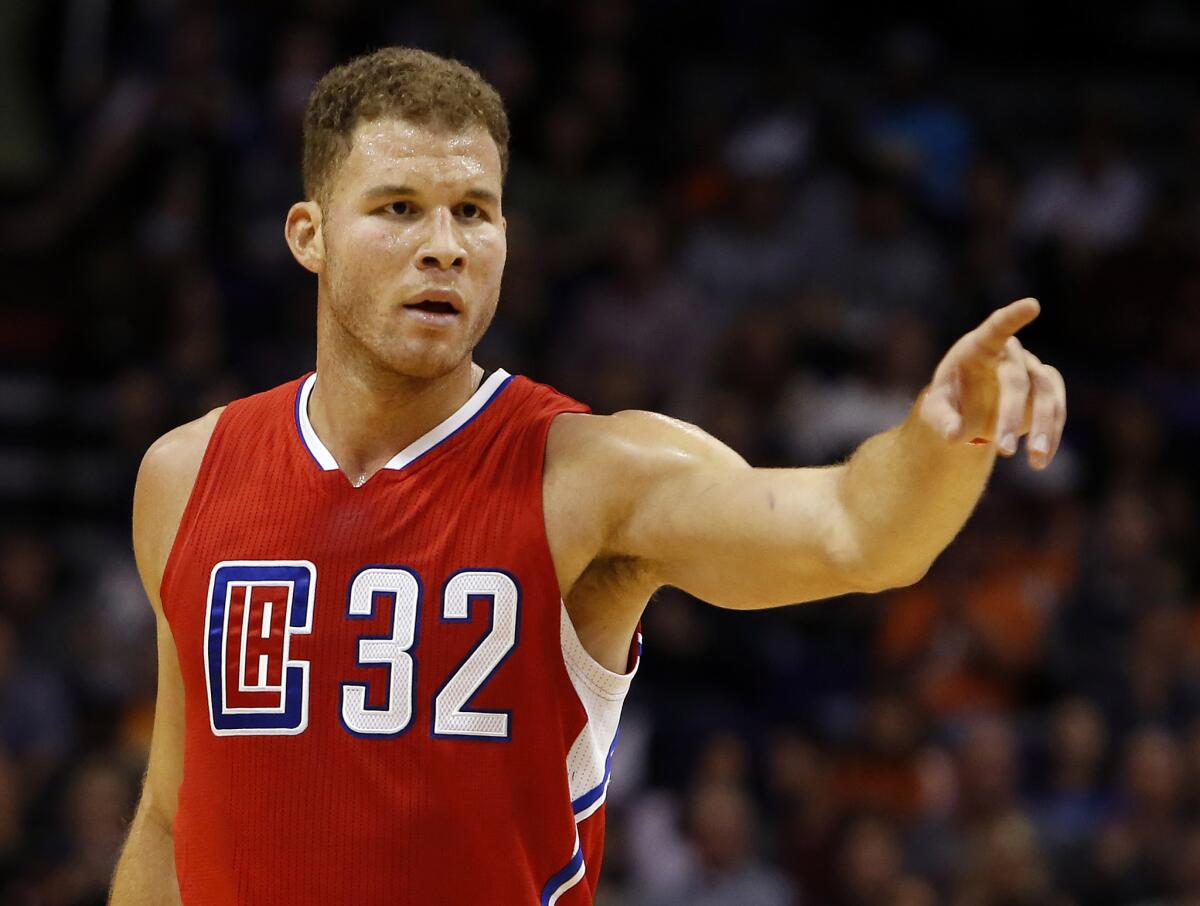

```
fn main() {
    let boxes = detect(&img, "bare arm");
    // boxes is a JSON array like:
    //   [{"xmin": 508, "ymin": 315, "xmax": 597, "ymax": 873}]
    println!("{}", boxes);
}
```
[
  {"xmin": 110, "ymin": 409, "xmax": 222, "ymax": 905},
  {"xmin": 108, "ymin": 617, "xmax": 185, "ymax": 905},
  {"xmin": 589, "ymin": 299, "xmax": 1066, "ymax": 609}
]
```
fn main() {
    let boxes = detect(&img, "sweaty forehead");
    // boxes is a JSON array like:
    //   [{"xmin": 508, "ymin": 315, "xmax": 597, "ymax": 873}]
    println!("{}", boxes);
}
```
[{"xmin": 339, "ymin": 117, "xmax": 501, "ymax": 193}]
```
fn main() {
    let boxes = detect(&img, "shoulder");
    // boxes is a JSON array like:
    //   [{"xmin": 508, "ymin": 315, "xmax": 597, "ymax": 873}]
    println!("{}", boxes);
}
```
[
  {"xmin": 132, "ymin": 407, "xmax": 226, "ymax": 602},
  {"xmin": 545, "ymin": 409, "xmax": 749, "ymax": 563},
  {"xmin": 137, "ymin": 406, "xmax": 226, "ymax": 493},
  {"xmin": 547, "ymin": 409, "xmax": 749, "ymax": 479},
  {"xmin": 544, "ymin": 412, "xmax": 748, "ymax": 602}
]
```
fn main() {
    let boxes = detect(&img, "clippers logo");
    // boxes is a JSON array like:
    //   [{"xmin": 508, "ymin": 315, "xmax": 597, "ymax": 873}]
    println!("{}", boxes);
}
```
[{"xmin": 204, "ymin": 561, "xmax": 315, "ymax": 735}]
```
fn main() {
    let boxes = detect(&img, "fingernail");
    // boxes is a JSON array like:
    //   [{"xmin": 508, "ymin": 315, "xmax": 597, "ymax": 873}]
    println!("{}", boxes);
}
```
[
  {"xmin": 1000, "ymin": 433, "xmax": 1017, "ymax": 454},
  {"xmin": 942, "ymin": 418, "xmax": 957, "ymax": 439},
  {"xmin": 1031, "ymin": 434, "xmax": 1049, "ymax": 454}
]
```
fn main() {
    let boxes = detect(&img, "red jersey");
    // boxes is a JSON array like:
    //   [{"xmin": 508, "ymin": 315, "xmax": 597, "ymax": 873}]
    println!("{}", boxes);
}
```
[{"xmin": 160, "ymin": 368, "xmax": 642, "ymax": 905}]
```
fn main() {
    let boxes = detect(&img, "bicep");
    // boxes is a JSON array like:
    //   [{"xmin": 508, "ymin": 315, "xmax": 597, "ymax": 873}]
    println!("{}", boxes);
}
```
[{"xmin": 129, "ymin": 411, "xmax": 219, "ymax": 827}]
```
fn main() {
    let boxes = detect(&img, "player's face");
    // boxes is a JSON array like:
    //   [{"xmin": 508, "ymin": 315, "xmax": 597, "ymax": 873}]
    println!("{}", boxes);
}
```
[{"xmin": 317, "ymin": 117, "xmax": 506, "ymax": 378}]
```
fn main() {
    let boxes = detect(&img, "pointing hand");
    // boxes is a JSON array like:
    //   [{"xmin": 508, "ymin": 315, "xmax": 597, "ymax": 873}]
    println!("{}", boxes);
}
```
[{"xmin": 918, "ymin": 298, "xmax": 1067, "ymax": 470}]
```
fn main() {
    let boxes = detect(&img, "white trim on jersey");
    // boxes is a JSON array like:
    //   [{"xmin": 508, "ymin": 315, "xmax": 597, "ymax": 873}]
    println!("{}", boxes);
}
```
[
  {"xmin": 296, "ymin": 374, "xmax": 338, "ymax": 470},
  {"xmin": 296, "ymin": 368, "xmax": 512, "ymax": 473},
  {"xmin": 543, "ymin": 829, "xmax": 586, "ymax": 906},
  {"xmin": 560, "ymin": 600, "xmax": 641, "ymax": 820},
  {"xmin": 541, "ymin": 609, "xmax": 641, "ymax": 904}
]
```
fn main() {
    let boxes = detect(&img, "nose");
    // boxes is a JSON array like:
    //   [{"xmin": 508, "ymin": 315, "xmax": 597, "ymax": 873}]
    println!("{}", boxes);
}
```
[{"xmin": 416, "ymin": 207, "xmax": 467, "ymax": 272}]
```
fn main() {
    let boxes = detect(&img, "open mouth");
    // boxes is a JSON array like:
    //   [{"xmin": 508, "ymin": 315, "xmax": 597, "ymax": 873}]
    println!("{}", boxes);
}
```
[{"xmin": 405, "ymin": 300, "xmax": 459, "ymax": 314}]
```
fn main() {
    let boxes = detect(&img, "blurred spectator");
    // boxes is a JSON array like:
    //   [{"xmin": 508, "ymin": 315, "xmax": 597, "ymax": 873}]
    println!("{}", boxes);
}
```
[
  {"xmin": 861, "ymin": 27, "xmax": 974, "ymax": 219},
  {"xmin": 34, "ymin": 756, "xmax": 135, "ymax": 906},
  {"xmin": 641, "ymin": 782, "xmax": 795, "ymax": 906},
  {"xmin": 800, "ymin": 164, "xmax": 951, "ymax": 347},
  {"xmin": 548, "ymin": 206, "xmax": 713, "ymax": 413},
  {"xmin": 907, "ymin": 715, "xmax": 1026, "ymax": 888},
  {"xmin": 829, "ymin": 689, "xmax": 925, "ymax": 821},
  {"xmin": 507, "ymin": 97, "xmax": 636, "ymax": 282},
  {"xmin": 952, "ymin": 812, "xmax": 1058, "ymax": 906},
  {"xmin": 0, "ymin": 751, "xmax": 23, "ymax": 879},
  {"xmin": 0, "ymin": 616, "xmax": 74, "ymax": 794},
  {"xmin": 831, "ymin": 814, "xmax": 906, "ymax": 906},
  {"xmin": 679, "ymin": 121, "xmax": 809, "ymax": 327},
  {"xmin": 955, "ymin": 151, "xmax": 1033, "ymax": 318},
  {"xmin": 1031, "ymin": 697, "xmax": 1114, "ymax": 876},
  {"xmin": 1074, "ymin": 727, "xmax": 1185, "ymax": 904},
  {"xmin": 779, "ymin": 314, "xmax": 937, "ymax": 463},
  {"xmin": 1017, "ymin": 108, "xmax": 1149, "ymax": 266},
  {"xmin": 876, "ymin": 506, "xmax": 1064, "ymax": 721}
]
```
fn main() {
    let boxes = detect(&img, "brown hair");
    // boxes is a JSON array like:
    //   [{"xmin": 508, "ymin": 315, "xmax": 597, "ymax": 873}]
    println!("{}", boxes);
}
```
[{"xmin": 302, "ymin": 47, "xmax": 510, "ymax": 204}]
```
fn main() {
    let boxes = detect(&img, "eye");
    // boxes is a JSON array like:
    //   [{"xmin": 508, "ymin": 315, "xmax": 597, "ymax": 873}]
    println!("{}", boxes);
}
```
[
  {"xmin": 456, "ymin": 202, "xmax": 485, "ymax": 220},
  {"xmin": 385, "ymin": 200, "xmax": 415, "ymax": 216}
]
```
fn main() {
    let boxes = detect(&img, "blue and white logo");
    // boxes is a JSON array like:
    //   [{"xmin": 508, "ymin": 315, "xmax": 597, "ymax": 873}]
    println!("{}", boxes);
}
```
[{"xmin": 203, "ymin": 561, "xmax": 315, "ymax": 736}]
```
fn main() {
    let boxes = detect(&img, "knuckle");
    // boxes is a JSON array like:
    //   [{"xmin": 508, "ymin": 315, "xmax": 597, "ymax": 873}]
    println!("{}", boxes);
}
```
[
  {"xmin": 1006, "ymin": 368, "xmax": 1031, "ymax": 391},
  {"xmin": 1000, "ymin": 401, "xmax": 1024, "ymax": 425}
]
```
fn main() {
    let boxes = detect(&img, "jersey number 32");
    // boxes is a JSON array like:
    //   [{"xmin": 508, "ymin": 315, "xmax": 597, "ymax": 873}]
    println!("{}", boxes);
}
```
[{"xmin": 203, "ymin": 561, "xmax": 519, "ymax": 741}]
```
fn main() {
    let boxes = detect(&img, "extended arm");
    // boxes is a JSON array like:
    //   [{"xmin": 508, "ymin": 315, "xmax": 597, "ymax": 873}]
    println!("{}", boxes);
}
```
[{"xmin": 593, "ymin": 299, "xmax": 1065, "ymax": 609}]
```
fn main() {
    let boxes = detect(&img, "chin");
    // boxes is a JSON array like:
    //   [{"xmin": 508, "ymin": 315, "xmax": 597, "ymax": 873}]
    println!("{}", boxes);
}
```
[{"xmin": 376, "ymin": 340, "xmax": 468, "ymax": 380}]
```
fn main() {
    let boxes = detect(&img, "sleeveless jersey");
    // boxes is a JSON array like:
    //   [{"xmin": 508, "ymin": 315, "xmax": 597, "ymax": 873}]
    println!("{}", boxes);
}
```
[{"xmin": 160, "ymin": 368, "xmax": 642, "ymax": 905}]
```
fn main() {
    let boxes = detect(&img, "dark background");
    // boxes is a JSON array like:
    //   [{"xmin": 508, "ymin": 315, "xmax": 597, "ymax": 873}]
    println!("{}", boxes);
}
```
[{"xmin": 2, "ymin": 1, "xmax": 1199, "ymax": 903}]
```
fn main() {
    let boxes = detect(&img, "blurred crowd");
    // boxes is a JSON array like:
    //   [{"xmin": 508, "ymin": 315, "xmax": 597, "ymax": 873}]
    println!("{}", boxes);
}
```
[{"xmin": 2, "ymin": 1, "xmax": 1200, "ymax": 904}]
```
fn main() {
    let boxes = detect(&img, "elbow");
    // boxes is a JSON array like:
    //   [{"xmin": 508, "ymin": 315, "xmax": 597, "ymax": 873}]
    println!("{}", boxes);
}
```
[
  {"xmin": 849, "ymin": 558, "xmax": 931, "ymax": 594},
  {"xmin": 891, "ymin": 560, "xmax": 932, "ymax": 590},
  {"xmin": 831, "ymin": 503, "xmax": 932, "ymax": 596},
  {"xmin": 137, "ymin": 782, "xmax": 178, "ymax": 836}
]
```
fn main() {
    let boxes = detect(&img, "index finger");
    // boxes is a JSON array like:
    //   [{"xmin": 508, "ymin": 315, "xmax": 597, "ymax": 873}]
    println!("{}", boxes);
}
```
[{"xmin": 971, "ymin": 298, "xmax": 1041, "ymax": 358}]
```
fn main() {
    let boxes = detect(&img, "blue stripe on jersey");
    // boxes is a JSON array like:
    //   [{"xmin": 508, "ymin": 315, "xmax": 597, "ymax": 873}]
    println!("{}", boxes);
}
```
[
  {"xmin": 540, "ymin": 837, "xmax": 585, "ymax": 906},
  {"xmin": 571, "ymin": 727, "xmax": 622, "ymax": 815}
]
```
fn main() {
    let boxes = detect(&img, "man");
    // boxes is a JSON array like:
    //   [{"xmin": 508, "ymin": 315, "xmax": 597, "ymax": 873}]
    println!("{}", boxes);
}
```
[{"xmin": 109, "ymin": 47, "xmax": 1065, "ymax": 905}]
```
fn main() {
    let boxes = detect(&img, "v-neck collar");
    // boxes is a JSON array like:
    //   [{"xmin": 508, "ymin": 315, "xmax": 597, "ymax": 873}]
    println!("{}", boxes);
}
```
[{"xmin": 294, "ymin": 368, "xmax": 513, "ymax": 477}]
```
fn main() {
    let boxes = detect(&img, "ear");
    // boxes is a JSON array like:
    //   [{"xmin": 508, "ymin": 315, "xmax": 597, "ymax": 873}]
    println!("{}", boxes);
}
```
[{"xmin": 285, "ymin": 201, "xmax": 325, "ymax": 274}]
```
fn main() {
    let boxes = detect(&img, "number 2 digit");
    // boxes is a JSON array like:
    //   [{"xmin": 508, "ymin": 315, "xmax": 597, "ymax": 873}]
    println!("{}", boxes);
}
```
[{"xmin": 433, "ymin": 570, "xmax": 521, "ymax": 741}]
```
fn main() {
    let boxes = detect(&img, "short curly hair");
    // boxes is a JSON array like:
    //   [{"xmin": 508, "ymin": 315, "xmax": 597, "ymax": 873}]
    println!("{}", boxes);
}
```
[{"xmin": 302, "ymin": 47, "xmax": 510, "ymax": 205}]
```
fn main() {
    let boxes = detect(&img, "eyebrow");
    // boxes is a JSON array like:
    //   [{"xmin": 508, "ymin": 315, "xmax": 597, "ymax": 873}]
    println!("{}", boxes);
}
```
[{"xmin": 362, "ymin": 184, "xmax": 501, "ymax": 206}]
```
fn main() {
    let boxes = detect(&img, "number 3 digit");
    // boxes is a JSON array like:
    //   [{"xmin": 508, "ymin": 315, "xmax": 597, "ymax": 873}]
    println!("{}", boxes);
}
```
[{"xmin": 339, "ymin": 567, "xmax": 421, "ymax": 736}]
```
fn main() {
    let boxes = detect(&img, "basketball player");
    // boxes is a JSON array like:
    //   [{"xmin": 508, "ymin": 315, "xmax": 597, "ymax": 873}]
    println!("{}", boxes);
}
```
[{"xmin": 109, "ymin": 47, "xmax": 1066, "ymax": 905}]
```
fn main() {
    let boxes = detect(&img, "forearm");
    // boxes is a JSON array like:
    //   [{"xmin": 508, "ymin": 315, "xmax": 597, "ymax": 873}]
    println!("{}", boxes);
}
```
[
  {"xmin": 109, "ymin": 800, "xmax": 182, "ymax": 905},
  {"xmin": 838, "ymin": 390, "xmax": 996, "ymax": 588}
]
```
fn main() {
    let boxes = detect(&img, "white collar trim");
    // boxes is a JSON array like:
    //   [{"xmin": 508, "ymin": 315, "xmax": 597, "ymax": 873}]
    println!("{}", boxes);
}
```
[{"xmin": 296, "ymin": 368, "xmax": 512, "ymax": 473}]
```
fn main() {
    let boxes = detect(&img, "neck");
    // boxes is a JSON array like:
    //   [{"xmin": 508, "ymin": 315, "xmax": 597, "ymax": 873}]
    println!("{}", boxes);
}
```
[{"xmin": 308, "ymin": 335, "xmax": 483, "ymax": 486}]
